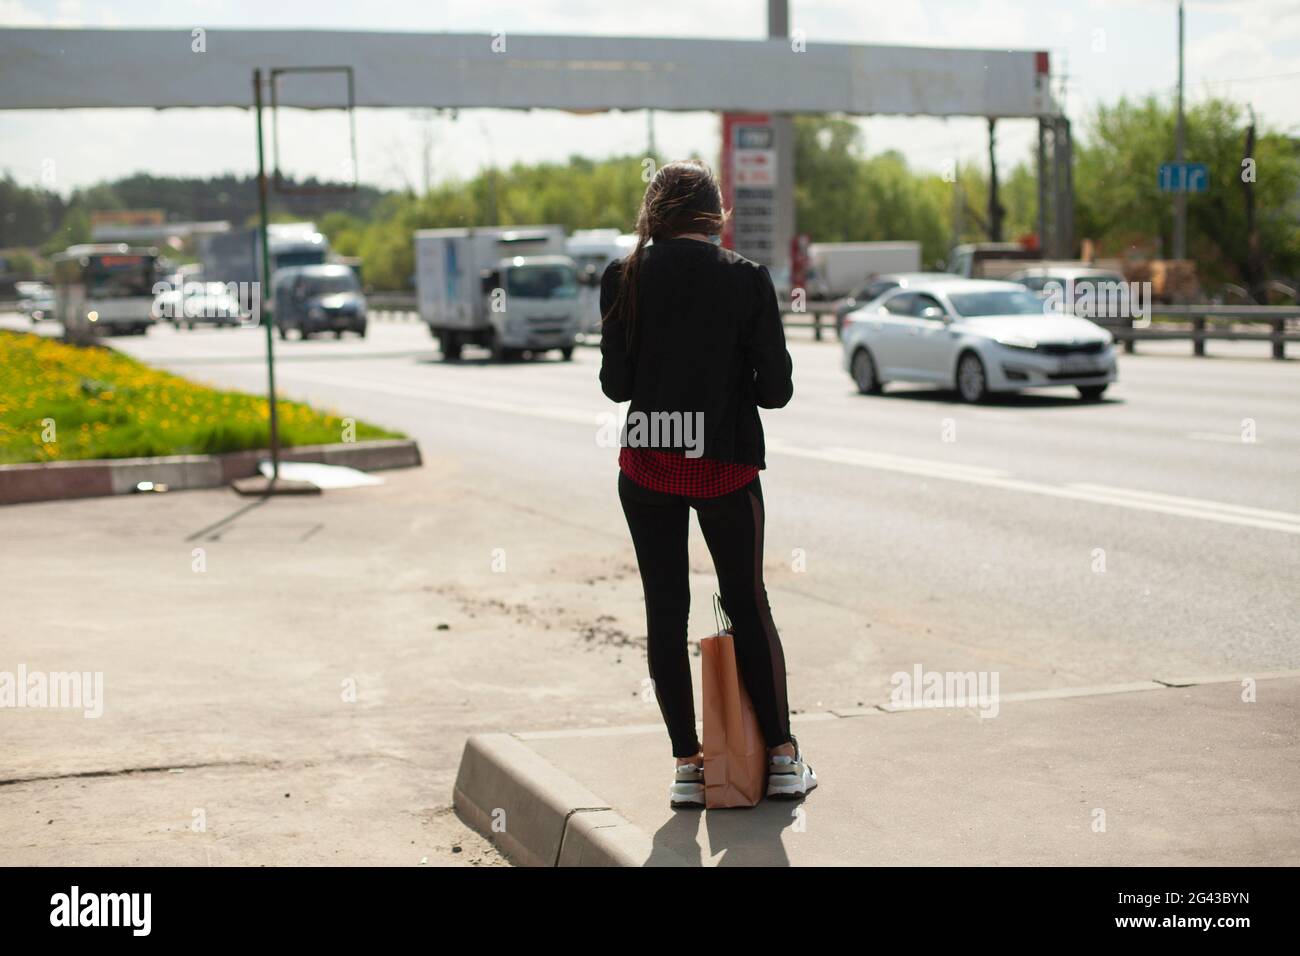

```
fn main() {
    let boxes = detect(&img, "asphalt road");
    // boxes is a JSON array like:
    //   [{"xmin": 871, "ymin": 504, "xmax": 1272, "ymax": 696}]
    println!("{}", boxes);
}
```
[
  {"xmin": 30, "ymin": 313, "xmax": 1292, "ymax": 681},
  {"xmin": 4, "ymin": 313, "xmax": 1297, "ymax": 864}
]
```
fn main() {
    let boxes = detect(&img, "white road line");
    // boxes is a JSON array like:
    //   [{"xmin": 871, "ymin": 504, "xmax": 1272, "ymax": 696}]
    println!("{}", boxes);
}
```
[
  {"xmin": 283, "ymin": 367, "xmax": 597, "ymax": 426},
  {"xmin": 278, "ymin": 367, "xmax": 1300, "ymax": 536},
  {"xmin": 1067, "ymin": 483, "xmax": 1300, "ymax": 524},
  {"xmin": 1187, "ymin": 432, "xmax": 1256, "ymax": 445}
]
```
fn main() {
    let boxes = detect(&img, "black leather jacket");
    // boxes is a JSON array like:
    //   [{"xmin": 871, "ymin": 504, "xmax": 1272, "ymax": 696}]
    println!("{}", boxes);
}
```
[{"xmin": 599, "ymin": 237, "xmax": 793, "ymax": 467}]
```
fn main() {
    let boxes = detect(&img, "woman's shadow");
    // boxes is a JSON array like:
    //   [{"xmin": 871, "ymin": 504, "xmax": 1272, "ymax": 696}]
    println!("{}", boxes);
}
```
[{"xmin": 645, "ymin": 798, "xmax": 805, "ymax": 866}]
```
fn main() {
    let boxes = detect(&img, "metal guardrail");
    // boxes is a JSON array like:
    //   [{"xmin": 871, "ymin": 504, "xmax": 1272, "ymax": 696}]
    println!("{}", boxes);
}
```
[
  {"xmin": 1096, "ymin": 305, "xmax": 1300, "ymax": 360},
  {"xmin": 366, "ymin": 293, "xmax": 418, "ymax": 311},
  {"xmin": 15, "ymin": 293, "xmax": 1292, "ymax": 358},
  {"xmin": 365, "ymin": 293, "xmax": 845, "ymax": 338}
]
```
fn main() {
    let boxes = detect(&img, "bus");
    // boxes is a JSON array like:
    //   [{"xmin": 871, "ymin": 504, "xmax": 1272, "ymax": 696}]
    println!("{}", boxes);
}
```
[{"xmin": 53, "ymin": 244, "xmax": 159, "ymax": 342}]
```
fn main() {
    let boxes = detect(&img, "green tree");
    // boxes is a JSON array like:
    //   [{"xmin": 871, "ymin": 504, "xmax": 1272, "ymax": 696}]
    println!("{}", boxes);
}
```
[{"xmin": 1075, "ymin": 95, "xmax": 1300, "ymax": 289}]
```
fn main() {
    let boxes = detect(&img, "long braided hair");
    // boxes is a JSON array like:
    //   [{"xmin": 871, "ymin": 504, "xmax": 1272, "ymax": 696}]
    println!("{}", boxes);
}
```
[{"xmin": 603, "ymin": 159, "xmax": 727, "ymax": 346}]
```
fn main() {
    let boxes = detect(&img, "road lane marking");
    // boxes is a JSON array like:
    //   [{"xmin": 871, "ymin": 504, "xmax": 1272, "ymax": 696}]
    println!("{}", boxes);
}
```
[
  {"xmin": 1187, "ymin": 432, "xmax": 1257, "ymax": 445},
  {"xmin": 1066, "ymin": 483, "xmax": 1300, "ymax": 525},
  {"xmin": 277, "ymin": 367, "xmax": 1300, "ymax": 536},
  {"xmin": 281, "ymin": 367, "xmax": 597, "ymax": 426}
]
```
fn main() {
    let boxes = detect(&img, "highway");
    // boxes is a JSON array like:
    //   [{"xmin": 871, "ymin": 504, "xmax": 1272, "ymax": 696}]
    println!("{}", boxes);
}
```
[
  {"xmin": 63, "ymin": 317, "xmax": 1300, "ymax": 686},
  {"xmin": 26, "ymin": 313, "xmax": 1291, "ymax": 692},
  {"xmin": 4, "ymin": 312, "xmax": 1298, "ymax": 865}
]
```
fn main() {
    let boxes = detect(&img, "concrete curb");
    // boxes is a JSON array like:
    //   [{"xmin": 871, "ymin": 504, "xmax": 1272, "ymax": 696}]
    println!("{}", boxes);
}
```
[
  {"xmin": 459, "ymin": 672, "xmax": 1300, "ymax": 867},
  {"xmin": 0, "ymin": 438, "xmax": 421, "ymax": 506},
  {"xmin": 452, "ymin": 733, "xmax": 690, "ymax": 867}
]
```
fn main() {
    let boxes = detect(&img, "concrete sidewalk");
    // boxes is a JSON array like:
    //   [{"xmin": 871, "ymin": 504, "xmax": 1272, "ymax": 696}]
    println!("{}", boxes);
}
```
[{"xmin": 455, "ymin": 675, "xmax": 1300, "ymax": 866}]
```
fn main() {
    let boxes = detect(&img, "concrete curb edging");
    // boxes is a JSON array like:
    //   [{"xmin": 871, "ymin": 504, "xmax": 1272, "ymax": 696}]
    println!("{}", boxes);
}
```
[
  {"xmin": 0, "ymin": 438, "xmax": 421, "ymax": 506},
  {"xmin": 452, "ymin": 733, "xmax": 686, "ymax": 867},
  {"xmin": 458, "ymin": 672, "xmax": 1300, "ymax": 867}
]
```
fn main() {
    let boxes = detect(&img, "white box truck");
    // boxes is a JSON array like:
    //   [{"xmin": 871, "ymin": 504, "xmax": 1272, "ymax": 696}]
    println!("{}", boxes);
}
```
[
  {"xmin": 415, "ymin": 226, "xmax": 583, "ymax": 361},
  {"xmin": 566, "ymin": 229, "xmax": 637, "ymax": 336},
  {"xmin": 807, "ymin": 241, "xmax": 922, "ymax": 299}
]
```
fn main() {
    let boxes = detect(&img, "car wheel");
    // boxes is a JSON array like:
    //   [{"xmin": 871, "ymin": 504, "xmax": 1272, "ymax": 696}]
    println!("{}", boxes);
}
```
[
  {"xmin": 334, "ymin": 329, "xmax": 344, "ymax": 339},
  {"xmin": 442, "ymin": 334, "xmax": 462, "ymax": 361},
  {"xmin": 851, "ymin": 348, "xmax": 883, "ymax": 395},
  {"xmin": 277, "ymin": 324, "xmax": 287, "ymax": 341},
  {"xmin": 560, "ymin": 347, "xmax": 574, "ymax": 361},
  {"xmin": 956, "ymin": 351, "xmax": 989, "ymax": 403},
  {"xmin": 1078, "ymin": 385, "xmax": 1108, "ymax": 401}
]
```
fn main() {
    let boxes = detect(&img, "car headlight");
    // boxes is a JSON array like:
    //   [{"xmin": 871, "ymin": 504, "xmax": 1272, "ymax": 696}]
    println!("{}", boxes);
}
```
[{"xmin": 995, "ymin": 335, "xmax": 1037, "ymax": 351}]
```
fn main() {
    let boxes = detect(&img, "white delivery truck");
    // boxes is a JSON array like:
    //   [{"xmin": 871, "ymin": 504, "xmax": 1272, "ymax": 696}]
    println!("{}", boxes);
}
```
[
  {"xmin": 807, "ymin": 241, "xmax": 922, "ymax": 299},
  {"xmin": 415, "ymin": 226, "xmax": 583, "ymax": 361},
  {"xmin": 565, "ymin": 229, "xmax": 638, "ymax": 336}
]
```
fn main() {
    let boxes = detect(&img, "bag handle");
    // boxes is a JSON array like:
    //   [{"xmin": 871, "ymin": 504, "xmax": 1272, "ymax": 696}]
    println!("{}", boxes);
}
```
[{"xmin": 712, "ymin": 594, "xmax": 732, "ymax": 635}]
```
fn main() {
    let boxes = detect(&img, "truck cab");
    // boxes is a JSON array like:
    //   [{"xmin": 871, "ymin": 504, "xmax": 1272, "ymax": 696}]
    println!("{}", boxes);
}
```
[{"xmin": 479, "ymin": 254, "xmax": 581, "ymax": 358}]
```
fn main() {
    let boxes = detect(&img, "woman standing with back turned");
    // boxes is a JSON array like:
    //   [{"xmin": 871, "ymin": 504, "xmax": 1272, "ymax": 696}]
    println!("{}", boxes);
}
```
[{"xmin": 599, "ymin": 159, "xmax": 816, "ymax": 809}]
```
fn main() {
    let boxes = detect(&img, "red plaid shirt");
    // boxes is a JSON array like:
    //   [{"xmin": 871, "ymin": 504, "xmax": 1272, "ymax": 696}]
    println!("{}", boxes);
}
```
[{"xmin": 619, "ymin": 447, "xmax": 759, "ymax": 498}]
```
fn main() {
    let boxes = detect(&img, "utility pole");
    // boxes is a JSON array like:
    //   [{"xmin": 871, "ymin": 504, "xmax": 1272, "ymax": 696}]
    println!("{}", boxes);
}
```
[
  {"xmin": 1243, "ymin": 104, "xmax": 1262, "ymax": 301},
  {"xmin": 1172, "ymin": 0, "xmax": 1187, "ymax": 260},
  {"xmin": 987, "ymin": 117, "xmax": 1004, "ymax": 242},
  {"xmin": 951, "ymin": 158, "xmax": 964, "ymax": 252}
]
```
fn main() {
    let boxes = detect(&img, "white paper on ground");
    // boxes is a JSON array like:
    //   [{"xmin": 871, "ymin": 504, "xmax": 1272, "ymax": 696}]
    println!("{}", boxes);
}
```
[{"xmin": 257, "ymin": 460, "xmax": 385, "ymax": 489}]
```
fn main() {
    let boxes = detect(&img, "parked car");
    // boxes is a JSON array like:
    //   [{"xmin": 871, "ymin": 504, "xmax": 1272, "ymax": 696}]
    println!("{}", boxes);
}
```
[
  {"xmin": 273, "ymin": 265, "xmax": 367, "ymax": 340},
  {"xmin": 832, "ymin": 272, "xmax": 960, "ymax": 337},
  {"xmin": 17, "ymin": 281, "xmax": 55, "ymax": 322},
  {"xmin": 1006, "ymin": 265, "xmax": 1127, "ymax": 300},
  {"xmin": 153, "ymin": 281, "xmax": 247, "ymax": 329},
  {"xmin": 841, "ymin": 278, "xmax": 1117, "ymax": 402}
]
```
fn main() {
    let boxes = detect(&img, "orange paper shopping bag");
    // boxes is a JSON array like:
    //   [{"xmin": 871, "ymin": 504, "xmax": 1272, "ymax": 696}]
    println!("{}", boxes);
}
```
[{"xmin": 700, "ymin": 597, "xmax": 767, "ymax": 809}]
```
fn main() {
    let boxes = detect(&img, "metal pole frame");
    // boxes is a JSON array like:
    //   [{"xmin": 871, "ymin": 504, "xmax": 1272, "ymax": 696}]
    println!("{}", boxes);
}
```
[
  {"xmin": 253, "ymin": 68, "xmax": 281, "ymax": 482},
  {"xmin": 268, "ymin": 66, "xmax": 359, "ymax": 195}
]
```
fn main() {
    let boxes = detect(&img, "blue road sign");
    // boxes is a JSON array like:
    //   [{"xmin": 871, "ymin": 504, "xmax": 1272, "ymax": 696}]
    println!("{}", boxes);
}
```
[{"xmin": 1158, "ymin": 162, "xmax": 1209, "ymax": 193}]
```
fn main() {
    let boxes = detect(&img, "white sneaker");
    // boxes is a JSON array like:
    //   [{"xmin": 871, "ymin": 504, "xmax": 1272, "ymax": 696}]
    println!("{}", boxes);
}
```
[
  {"xmin": 766, "ymin": 737, "xmax": 817, "ymax": 799},
  {"xmin": 670, "ymin": 761, "xmax": 705, "ymax": 809}
]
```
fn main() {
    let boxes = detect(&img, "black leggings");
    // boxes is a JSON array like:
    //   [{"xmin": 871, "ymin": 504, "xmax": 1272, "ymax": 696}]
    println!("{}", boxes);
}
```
[{"xmin": 618, "ymin": 471, "xmax": 792, "ymax": 758}]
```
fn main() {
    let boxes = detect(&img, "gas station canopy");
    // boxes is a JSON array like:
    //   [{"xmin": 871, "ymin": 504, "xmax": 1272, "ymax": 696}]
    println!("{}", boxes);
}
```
[{"xmin": 0, "ymin": 28, "xmax": 1057, "ymax": 118}]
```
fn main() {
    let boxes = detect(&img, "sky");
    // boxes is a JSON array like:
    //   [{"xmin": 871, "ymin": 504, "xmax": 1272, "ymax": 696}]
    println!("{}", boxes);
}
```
[{"xmin": 1, "ymin": 0, "xmax": 1297, "ymax": 198}]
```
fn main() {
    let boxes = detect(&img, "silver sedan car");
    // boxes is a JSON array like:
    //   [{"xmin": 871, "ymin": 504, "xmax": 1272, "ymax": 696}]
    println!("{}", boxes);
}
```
[{"xmin": 841, "ymin": 279, "xmax": 1118, "ymax": 402}]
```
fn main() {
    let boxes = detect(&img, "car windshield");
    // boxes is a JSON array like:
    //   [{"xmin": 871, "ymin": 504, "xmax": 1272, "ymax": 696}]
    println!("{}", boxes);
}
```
[
  {"xmin": 506, "ymin": 266, "xmax": 579, "ymax": 299},
  {"xmin": 303, "ymin": 275, "xmax": 359, "ymax": 296},
  {"xmin": 948, "ymin": 289, "xmax": 1045, "ymax": 317},
  {"xmin": 277, "ymin": 250, "xmax": 326, "ymax": 269}
]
